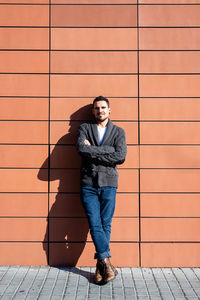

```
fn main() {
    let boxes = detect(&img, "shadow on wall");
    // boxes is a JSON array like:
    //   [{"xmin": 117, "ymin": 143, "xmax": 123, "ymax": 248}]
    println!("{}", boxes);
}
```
[{"xmin": 38, "ymin": 104, "xmax": 93, "ymax": 266}]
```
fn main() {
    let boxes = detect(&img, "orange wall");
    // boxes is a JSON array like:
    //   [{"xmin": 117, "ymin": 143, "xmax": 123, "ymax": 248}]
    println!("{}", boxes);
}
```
[{"xmin": 0, "ymin": 0, "xmax": 200, "ymax": 267}]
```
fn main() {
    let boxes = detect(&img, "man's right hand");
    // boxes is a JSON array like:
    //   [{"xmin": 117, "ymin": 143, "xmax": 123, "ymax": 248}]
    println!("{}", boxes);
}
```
[{"xmin": 84, "ymin": 139, "xmax": 91, "ymax": 146}]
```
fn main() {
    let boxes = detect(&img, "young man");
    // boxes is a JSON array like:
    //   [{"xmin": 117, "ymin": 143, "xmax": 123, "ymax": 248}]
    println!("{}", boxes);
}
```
[{"xmin": 77, "ymin": 96, "xmax": 127, "ymax": 284}]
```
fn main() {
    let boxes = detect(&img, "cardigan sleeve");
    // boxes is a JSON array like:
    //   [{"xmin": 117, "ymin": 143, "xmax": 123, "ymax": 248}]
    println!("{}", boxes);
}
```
[
  {"xmin": 77, "ymin": 123, "xmax": 115, "ymax": 159},
  {"xmin": 93, "ymin": 127, "xmax": 127, "ymax": 166}
]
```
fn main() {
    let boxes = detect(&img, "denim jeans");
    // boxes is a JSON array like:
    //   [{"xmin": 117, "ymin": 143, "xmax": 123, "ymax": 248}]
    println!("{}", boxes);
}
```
[{"xmin": 80, "ymin": 185, "xmax": 117, "ymax": 260}]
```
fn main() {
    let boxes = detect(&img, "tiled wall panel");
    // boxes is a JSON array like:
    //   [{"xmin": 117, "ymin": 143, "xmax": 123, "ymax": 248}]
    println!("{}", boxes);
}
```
[
  {"xmin": 0, "ymin": 169, "xmax": 48, "ymax": 193},
  {"xmin": 141, "ymin": 194, "xmax": 200, "ymax": 218},
  {"xmin": 51, "ymin": 28, "xmax": 137, "ymax": 50},
  {"xmin": 140, "ymin": 146, "xmax": 200, "ymax": 168},
  {"xmin": 140, "ymin": 2, "xmax": 200, "ymax": 266},
  {"xmin": 0, "ymin": 5, "xmax": 49, "ymax": 26},
  {"xmin": 0, "ymin": 2, "xmax": 49, "ymax": 266},
  {"xmin": 140, "ymin": 28, "xmax": 200, "ymax": 50},
  {"xmin": 0, "ymin": 145, "xmax": 48, "ymax": 168},
  {"xmin": 49, "ymin": 218, "xmax": 139, "ymax": 242},
  {"xmin": 141, "ymin": 169, "xmax": 200, "ymax": 192},
  {"xmin": 0, "ymin": 194, "xmax": 48, "ymax": 217},
  {"xmin": 50, "ymin": 121, "xmax": 138, "ymax": 145},
  {"xmin": 49, "ymin": 193, "xmax": 139, "ymax": 218},
  {"xmin": 140, "ymin": 52, "xmax": 200, "ymax": 74},
  {"xmin": 140, "ymin": 75, "xmax": 200, "ymax": 97},
  {"xmin": 0, "ymin": 52, "xmax": 49, "ymax": 73},
  {"xmin": 139, "ymin": 0, "xmax": 200, "ymax": 3},
  {"xmin": 141, "ymin": 122, "xmax": 200, "ymax": 144},
  {"xmin": 141, "ymin": 218, "xmax": 200, "ymax": 241},
  {"xmin": 0, "ymin": 218, "xmax": 47, "ymax": 241},
  {"xmin": 49, "ymin": 145, "xmax": 138, "ymax": 168},
  {"xmin": 51, "ymin": 75, "xmax": 138, "ymax": 97},
  {"xmin": 0, "ymin": 243, "xmax": 47, "ymax": 265},
  {"xmin": 139, "ymin": 5, "xmax": 200, "ymax": 27},
  {"xmin": 0, "ymin": 0, "xmax": 49, "ymax": 3},
  {"xmin": 0, "ymin": 74, "xmax": 49, "ymax": 97},
  {"xmin": 51, "ymin": 5, "xmax": 137, "ymax": 27},
  {"xmin": 49, "ymin": 243, "xmax": 139, "ymax": 267},
  {"xmin": 51, "ymin": 0, "xmax": 137, "ymax": 4},
  {"xmin": 49, "ymin": 1, "xmax": 138, "ymax": 267},
  {"xmin": 140, "ymin": 98, "xmax": 200, "ymax": 120},
  {"xmin": 1, "ymin": 1, "xmax": 199, "ymax": 267},
  {"xmin": 0, "ymin": 28, "xmax": 49, "ymax": 50},
  {"xmin": 141, "ymin": 244, "xmax": 200, "ymax": 267},
  {"xmin": 49, "ymin": 169, "xmax": 138, "ymax": 193},
  {"xmin": 0, "ymin": 122, "xmax": 48, "ymax": 144},
  {"xmin": 0, "ymin": 98, "xmax": 48, "ymax": 120},
  {"xmin": 51, "ymin": 52, "xmax": 137, "ymax": 74},
  {"xmin": 50, "ymin": 98, "xmax": 138, "ymax": 120}
]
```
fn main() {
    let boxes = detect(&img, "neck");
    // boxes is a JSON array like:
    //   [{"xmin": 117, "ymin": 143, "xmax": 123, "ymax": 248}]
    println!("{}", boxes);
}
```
[{"xmin": 96, "ymin": 118, "xmax": 109, "ymax": 128}]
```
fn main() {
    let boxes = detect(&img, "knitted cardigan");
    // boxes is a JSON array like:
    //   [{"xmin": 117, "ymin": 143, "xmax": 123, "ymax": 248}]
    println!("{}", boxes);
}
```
[{"xmin": 76, "ymin": 119, "xmax": 127, "ymax": 188}]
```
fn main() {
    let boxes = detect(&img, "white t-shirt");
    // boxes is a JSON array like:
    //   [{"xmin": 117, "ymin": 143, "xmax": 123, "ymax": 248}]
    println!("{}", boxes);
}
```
[{"xmin": 97, "ymin": 126, "xmax": 107, "ymax": 145}]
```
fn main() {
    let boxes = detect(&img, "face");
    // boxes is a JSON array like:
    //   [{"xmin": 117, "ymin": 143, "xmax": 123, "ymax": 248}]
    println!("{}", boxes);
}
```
[{"xmin": 92, "ymin": 100, "xmax": 111, "ymax": 123}]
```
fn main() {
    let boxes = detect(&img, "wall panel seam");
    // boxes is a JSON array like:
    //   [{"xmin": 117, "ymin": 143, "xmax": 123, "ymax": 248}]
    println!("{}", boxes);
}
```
[
  {"xmin": 47, "ymin": 0, "xmax": 51, "ymax": 265},
  {"xmin": 137, "ymin": 0, "xmax": 141, "ymax": 267}
]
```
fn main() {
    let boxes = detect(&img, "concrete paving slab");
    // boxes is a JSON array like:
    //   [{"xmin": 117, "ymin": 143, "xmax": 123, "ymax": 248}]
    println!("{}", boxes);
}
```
[{"xmin": 0, "ymin": 267, "xmax": 199, "ymax": 299}]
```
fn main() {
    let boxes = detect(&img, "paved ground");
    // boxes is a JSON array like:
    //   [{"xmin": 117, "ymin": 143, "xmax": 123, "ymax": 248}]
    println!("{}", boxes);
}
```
[{"xmin": 0, "ymin": 266, "xmax": 199, "ymax": 300}]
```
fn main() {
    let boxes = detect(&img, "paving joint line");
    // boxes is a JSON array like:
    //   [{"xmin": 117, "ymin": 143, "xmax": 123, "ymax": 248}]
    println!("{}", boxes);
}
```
[
  {"xmin": 47, "ymin": 267, "xmax": 60, "ymax": 300},
  {"xmin": 171, "ymin": 268, "xmax": 188, "ymax": 299},
  {"xmin": 24, "ymin": 266, "xmax": 41, "ymax": 300},
  {"xmin": 179, "ymin": 268, "xmax": 199, "ymax": 299},
  {"xmin": 163, "ymin": 268, "xmax": 183, "ymax": 300},
  {"xmin": 130, "ymin": 268, "xmax": 138, "ymax": 299},
  {"xmin": 1, "ymin": 266, "xmax": 20, "ymax": 298},
  {"xmin": 36, "ymin": 266, "xmax": 51, "ymax": 299},
  {"xmin": 84, "ymin": 267, "xmax": 90, "ymax": 300},
  {"xmin": 156, "ymin": 268, "xmax": 175, "ymax": 300},
  {"xmin": 11, "ymin": 266, "xmax": 30, "ymax": 300},
  {"xmin": 72, "ymin": 267, "xmax": 81, "ymax": 300},
  {"xmin": 141, "ymin": 268, "xmax": 151, "ymax": 300},
  {"xmin": 119, "ymin": 268, "xmax": 125, "ymax": 300},
  {"xmin": 192, "ymin": 268, "xmax": 200, "ymax": 281},
  {"xmin": 150, "ymin": 268, "xmax": 163, "ymax": 300},
  {"xmin": 60, "ymin": 268, "xmax": 70, "ymax": 299},
  {"xmin": 0, "ymin": 266, "xmax": 10, "ymax": 282}
]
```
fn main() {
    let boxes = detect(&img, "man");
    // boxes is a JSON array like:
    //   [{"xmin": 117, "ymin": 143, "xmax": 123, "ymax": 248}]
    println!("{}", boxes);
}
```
[{"xmin": 77, "ymin": 96, "xmax": 127, "ymax": 284}]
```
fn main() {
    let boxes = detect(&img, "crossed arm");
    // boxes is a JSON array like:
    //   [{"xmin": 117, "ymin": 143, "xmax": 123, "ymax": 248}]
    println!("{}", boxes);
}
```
[{"xmin": 77, "ymin": 124, "xmax": 127, "ymax": 166}]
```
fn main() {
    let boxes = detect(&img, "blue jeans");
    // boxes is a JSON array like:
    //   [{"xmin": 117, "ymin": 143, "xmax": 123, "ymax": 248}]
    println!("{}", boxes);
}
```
[{"xmin": 80, "ymin": 185, "xmax": 117, "ymax": 260}]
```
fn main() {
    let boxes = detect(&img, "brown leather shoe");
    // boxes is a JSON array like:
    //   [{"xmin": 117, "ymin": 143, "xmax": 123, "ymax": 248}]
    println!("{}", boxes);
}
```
[
  {"xmin": 111, "ymin": 263, "xmax": 118, "ymax": 276},
  {"xmin": 94, "ymin": 260, "xmax": 103, "ymax": 284},
  {"xmin": 100, "ymin": 258, "xmax": 115, "ymax": 284}
]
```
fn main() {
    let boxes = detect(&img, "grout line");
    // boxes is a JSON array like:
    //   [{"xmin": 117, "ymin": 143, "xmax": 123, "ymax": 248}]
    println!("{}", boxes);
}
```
[
  {"xmin": 1, "ymin": 3, "xmax": 200, "ymax": 5},
  {"xmin": 4, "ymin": 118, "xmax": 200, "ymax": 123},
  {"xmin": 0, "ymin": 241, "xmax": 200, "ymax": 244},
  {"xmin": 3, "ymin": 167, "xmax": 200, "ymax": 170},
  {"xmin": 47, "ymin": 0, "xmax": 51, "ymax": 266},
  {"xmin": 3, "ymin": 72, "xmax": 200, "ymax": 75},
  {"xmin": 0, "ymin": 216, "xmax": 198, "ymax": 219},
  {"xmin": 137, "ymin": 0, "xmax": 142, "ymax": 268},
  {"xmin": 2, "ymin": 25, "xmax": 200, "ymax": 28},
  {"xmin": 2, "ymin": 49, "xmax": 200, "ymax": 52}
]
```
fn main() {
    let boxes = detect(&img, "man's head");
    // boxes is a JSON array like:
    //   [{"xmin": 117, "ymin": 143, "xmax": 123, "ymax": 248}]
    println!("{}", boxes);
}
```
[{"xmin": 92, "ymin": 96, "xmax": 111, "ymax": 124}]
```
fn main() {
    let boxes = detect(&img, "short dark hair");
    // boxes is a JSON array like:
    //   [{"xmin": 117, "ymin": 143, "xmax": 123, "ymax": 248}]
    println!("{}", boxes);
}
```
[{"xmin": 93, "ymin": 96, "xmax": 110, "ymax": 107}]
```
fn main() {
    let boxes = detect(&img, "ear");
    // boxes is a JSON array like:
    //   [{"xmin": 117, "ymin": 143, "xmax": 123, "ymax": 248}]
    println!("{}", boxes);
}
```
[
  {"xmin": 108, "ymin": 108, "xmax": 111, "ymax": 114},
  {"xmin": 92, "ymin": 107, "xmax": 95, "ymax": 116}
]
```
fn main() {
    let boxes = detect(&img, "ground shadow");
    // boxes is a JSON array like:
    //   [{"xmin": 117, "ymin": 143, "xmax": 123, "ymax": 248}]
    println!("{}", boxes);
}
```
[
  {"xmin": 56, "ymin": 266, "xmax": 95, "ymax": 284},
  {"xmin": 38, "ymin": 104, "xmax": 93, "ymax": 267}
]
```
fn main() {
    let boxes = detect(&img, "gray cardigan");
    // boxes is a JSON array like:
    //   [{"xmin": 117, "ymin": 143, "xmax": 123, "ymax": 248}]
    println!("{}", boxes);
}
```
[{"xmin": 76, "ymin": 119, "xmax": 127, "ymax": 188}]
